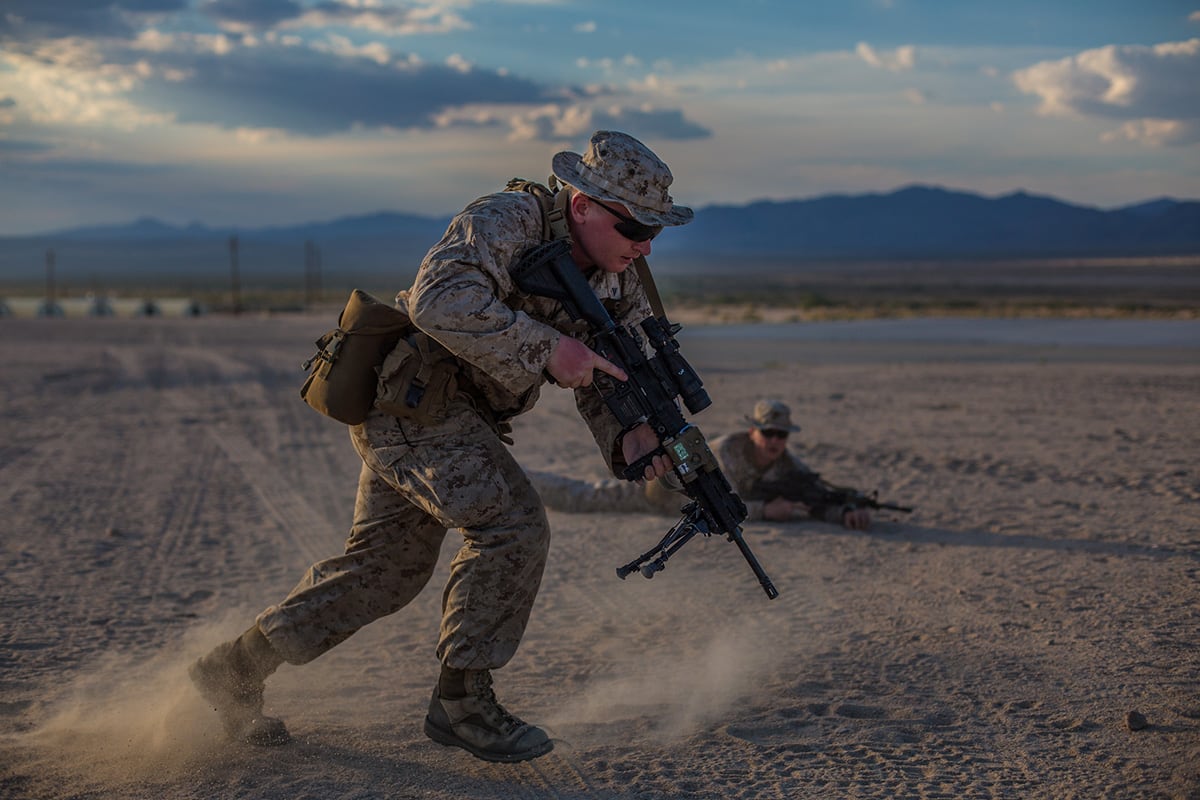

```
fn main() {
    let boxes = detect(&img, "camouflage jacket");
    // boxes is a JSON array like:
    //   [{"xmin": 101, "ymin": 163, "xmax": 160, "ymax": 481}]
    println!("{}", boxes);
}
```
[
  {"xmin": 406, "ymin": 190, "xmax": 655, "ymax": 476},
  {"xmin": 710, "ymin": 431, "xmax": 849, "ymax": 524}
]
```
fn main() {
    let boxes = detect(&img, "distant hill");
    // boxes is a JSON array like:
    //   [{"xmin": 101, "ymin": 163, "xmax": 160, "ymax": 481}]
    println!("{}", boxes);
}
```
[
  {"xmin": 655, "ymin": 186, "xmax": 1200, "ymax": 260},
  {"xmin": 1, "ymin": 185, "xmax": 1197, "ymax": 288}
]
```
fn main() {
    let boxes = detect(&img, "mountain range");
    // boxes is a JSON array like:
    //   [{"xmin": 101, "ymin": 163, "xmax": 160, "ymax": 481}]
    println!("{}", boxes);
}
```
[{"xmin": 2, "ymin": 185, "xmax": 1197, "ymax": 288}]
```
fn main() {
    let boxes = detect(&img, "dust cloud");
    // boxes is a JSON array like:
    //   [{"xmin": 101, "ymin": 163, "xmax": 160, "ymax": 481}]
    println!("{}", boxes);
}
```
[{"xmin": 6, "ymin": 614, "xmax": 252, "ymax": 792}]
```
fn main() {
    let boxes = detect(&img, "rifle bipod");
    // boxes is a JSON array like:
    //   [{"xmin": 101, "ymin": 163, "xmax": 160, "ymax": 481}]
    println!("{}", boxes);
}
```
[
  {"xmin": 616, "ymin": 503, "xmax": 780, "ymax": 599},
  {"xmin": 616, "ymin": 503, "xmax": 707, "ymax": 581}
]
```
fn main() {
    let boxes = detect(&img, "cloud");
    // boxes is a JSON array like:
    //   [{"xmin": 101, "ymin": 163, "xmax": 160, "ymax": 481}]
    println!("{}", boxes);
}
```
[
  {"xmin": 199, "ymin": 0, "xmax": 304, "ymax": 31},
  {"xmin": 3, "ymin": 32, "xmax": 550, "ymax": 136},
  {"xmin": 280, "ymin": 1, "xmax": 469, "ymax": 37},
  {"xmin": 506, "ymin": 104, "xmax": 711, "ymax": 143},
  {"xmin": 1013, "ymin": 38, "xmax": 1200, "ymax": 145},
  {"xmin": 0, "ymin": 0, "xmax": 187, "ymax": 41},
  {"xmin": 138, "ymin": 41, "xmax": 549, "ymax": 135},
  {"xmin": 0, "ymin": 137, "xmax": 54, "ymax": 154},
  {"xmin": 856, "ymin": 41, "xmax": 916, "ymax": 72}
]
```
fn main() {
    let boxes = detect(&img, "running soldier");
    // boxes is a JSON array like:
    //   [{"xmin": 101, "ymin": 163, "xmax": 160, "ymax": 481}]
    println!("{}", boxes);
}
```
[{"xmin": 190, "ymin": 131, "xmax": 691, "ymax": 763}]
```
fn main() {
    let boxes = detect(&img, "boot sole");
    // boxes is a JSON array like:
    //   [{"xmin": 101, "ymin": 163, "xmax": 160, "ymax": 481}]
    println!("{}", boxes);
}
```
[
  {"xmin": 189, "ymin": 662, "xmax": 291, "ymax": 747},
  {"xmin": 423, "ymin": 716, "xmax": 554, "ymax": 763}
]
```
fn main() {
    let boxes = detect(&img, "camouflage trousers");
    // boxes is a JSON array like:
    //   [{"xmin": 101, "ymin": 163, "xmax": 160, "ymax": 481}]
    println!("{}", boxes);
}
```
[
  {"xmin": 257, "ymin": 400, "xmax": 550, "ymax": 671},
  {"xmin": 526, "ymin": 469, "xmax": 684, "ymax": 516}
]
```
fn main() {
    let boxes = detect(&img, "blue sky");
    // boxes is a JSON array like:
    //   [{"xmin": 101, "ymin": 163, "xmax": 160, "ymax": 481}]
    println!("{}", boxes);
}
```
[{"xmin": 0, "ymin": 0, "xmax": 1197, "ymax": 235}]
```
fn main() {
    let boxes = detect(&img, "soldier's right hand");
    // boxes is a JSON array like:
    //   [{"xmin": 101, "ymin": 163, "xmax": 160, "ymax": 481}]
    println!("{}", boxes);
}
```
[
  {"xmin": 546, "ymin": 335, "xmax": 627, "ymax": 389},
  {"xmin": 763, "ymin": 497, "xmax": 796, "ymax": 521}
]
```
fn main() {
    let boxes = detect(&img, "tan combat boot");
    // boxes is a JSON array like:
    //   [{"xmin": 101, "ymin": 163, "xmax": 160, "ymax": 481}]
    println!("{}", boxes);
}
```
[
  {"xmin": 189, "ymin": 625, "xmax": 290, "ymax": 746},
  {"xmin": 424, "ymin": 668, "xmax": 553, "ymax": 762}
]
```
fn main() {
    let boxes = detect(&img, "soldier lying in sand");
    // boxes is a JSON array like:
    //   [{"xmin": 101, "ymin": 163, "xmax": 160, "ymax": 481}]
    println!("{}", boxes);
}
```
[{"xmin": 529, "ymin": 398, "xmax": 885, "ymax": 530}]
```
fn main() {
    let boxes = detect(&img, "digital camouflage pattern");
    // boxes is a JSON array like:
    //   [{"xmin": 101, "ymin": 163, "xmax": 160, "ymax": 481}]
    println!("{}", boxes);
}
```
[
  {"xmin": 258, "ymin": 189, "xmax": 657, "ymax": 671},
  {"xmin": 709, "ymin": 431, "xmax": 849, "ymax": 524},
  {"xmin": 525, "ymin": 469, "xmax": 683, "ymax": 516},
  {"xmin": 258, "ymin": 401, "xmax": 548, "ymax": 669},
  {"xmin": 551, "ymin": 130, "xmax": 694, "ymax": 228}
]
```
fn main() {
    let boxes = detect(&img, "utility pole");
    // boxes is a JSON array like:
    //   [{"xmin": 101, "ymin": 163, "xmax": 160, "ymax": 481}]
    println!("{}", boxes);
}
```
[
  {"xmin": 45, "ymin": 248, "xmax": 56, "ymax": 306},
  {"xmin": 304, "ymin": 240, "xmax": 322, "ymax": 308},
  {"xmin": 228, "ymin": 235, "xmax": 242, "ymax": 315}
]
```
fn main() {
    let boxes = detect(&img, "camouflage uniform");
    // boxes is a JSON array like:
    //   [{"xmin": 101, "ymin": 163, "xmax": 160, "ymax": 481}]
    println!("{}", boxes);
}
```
[
  {"xmin": 525, "ymin": 469, "xmax": 684, "ymax": 516},
  {"xmin": 258, "ymin": 190, "xmax": 656, "ymax": 671},
  {"xmin": 709, "ymin": 431, "xmax": 851, "ymax": 524}
]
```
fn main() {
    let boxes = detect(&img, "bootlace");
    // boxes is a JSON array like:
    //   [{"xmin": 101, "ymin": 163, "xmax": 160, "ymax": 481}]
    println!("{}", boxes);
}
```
[{"xmin": 469, "ymin": 671, "xmax": 523, "ymax": 731}]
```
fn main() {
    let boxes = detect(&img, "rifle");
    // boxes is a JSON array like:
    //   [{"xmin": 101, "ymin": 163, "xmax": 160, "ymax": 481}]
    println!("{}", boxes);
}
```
[
  {"xmin": 754, "ymin": 476, "xmax": 913, "ymax": 516},
  {"xmin": 512, "ymin": 240, "xmax": 778, "ymax": 599}
]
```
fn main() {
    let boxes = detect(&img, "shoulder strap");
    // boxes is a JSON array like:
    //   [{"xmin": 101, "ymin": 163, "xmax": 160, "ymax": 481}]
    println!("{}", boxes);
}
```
[{"xmin": 632, "ymin": 255, "xmax": 666, "ymax": 319}]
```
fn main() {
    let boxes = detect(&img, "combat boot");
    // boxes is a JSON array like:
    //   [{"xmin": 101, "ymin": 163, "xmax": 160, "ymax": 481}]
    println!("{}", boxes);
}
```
[
  {"xmin": 423, "ymin": 668, "xmax": 553, "ymax": 762},
  {"xmin": 189, "ymin": 625, "xmax": 290, "ymax": 746}
]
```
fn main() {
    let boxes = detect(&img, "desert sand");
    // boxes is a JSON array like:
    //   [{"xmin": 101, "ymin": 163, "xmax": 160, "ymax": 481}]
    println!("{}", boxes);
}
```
[{"xmin": 1, "ymin": 313, "xmax": 1197, "ymax": 799}]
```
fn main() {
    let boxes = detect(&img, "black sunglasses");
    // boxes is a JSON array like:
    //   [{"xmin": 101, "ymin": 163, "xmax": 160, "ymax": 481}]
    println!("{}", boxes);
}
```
[
  {"xmin": 760, "ymin": 429, "xmax": 790, "ymax": 440},
  {"xmin": 591, "ymin": 198, "xmax": 663, "ymax": 243}
]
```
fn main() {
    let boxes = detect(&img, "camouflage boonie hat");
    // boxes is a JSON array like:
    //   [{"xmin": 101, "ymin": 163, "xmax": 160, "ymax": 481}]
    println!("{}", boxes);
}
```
[
  {"xmin": 552, "ymin": 130, "xmax": 694, "ymax": 227},
  {"xmin": 745, "ymin": 399, "xmax": 801, "ymax": 432}
]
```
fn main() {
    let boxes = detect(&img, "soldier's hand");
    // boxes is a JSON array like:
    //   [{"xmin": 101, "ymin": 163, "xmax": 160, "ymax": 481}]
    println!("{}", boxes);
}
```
[
  {"xmin": 547, "ymin": 335, "xmax": 627, "ymax": 388},
  {"xmin": 621, "ymin": 423, "xmax": 671, "ymax": 481},
  {"xmin": 842, "ymin": 507, "xmax": 872, "ymax": 530},
  {"xmin": 763, "ymin": 497, "xmax": 795, "ymax": 521}
]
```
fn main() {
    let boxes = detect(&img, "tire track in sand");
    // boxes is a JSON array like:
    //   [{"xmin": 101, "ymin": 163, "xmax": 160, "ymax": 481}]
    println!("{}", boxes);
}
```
[{"xmin": 154, "ymin": 344, "xmax": 339, "ymax": 569}]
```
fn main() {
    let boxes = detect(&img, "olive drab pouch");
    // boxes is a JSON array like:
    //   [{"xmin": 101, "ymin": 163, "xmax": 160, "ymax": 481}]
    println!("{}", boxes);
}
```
[
  {"xmin": 374, "ymin": 331, "xmax": 460, "ymax": 425},
  {"xmin": 300, "ymin": 289, "xmax": 412, "ymax": 425}
]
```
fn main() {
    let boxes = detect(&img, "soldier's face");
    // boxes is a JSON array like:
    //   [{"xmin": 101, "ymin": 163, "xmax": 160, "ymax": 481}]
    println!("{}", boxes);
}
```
[
  {"xmin": 750, "ymin": 427, "xmax": 789, "ymax": 462},
  {"xmin": 570, "ymin": 195, "xmax": 655, "ymax": 274}
]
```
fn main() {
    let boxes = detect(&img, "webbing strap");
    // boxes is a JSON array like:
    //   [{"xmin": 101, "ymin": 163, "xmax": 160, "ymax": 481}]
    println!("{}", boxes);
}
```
[
  {"xmin": 546, "ymin": 188, "xmax": 571, "ymax": 242},
  {"xmin": 632, "ymin": 256, "xmax": 666, "ymax": 319}
]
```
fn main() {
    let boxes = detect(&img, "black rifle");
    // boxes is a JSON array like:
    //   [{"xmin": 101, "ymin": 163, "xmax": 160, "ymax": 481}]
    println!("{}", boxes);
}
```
[
  {"xmin": 513, "ymin": 240, "xmax": 778, "ymax": 599},
  {"xmin": 754, "ymin": 476, "xmax": 913, "ymax": 516}
]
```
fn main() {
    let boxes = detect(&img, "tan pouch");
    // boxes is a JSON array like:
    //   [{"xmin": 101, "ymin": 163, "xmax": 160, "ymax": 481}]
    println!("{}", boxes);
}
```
[
  {"xmin": 374, "ymin": 331, "xmax": 460, "ymax": 425},
  {"xmin": 300, "ymin": 289, "xmax": 412, "ymax": 425}
]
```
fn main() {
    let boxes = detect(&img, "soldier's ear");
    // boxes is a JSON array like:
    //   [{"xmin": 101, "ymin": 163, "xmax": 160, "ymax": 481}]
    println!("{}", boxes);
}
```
[{"xmin": 568, "ymin": 191, "xmax": 590, "ymax": 222}]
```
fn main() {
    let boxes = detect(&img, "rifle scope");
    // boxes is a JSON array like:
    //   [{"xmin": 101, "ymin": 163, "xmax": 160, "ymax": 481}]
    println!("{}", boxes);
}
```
[{"xmin": 641, "ymin": 317, "xmax": 711, "ymax": 415}]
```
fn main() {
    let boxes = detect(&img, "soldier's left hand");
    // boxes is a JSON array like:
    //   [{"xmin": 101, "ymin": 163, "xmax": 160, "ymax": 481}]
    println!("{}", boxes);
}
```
[
  {"xmin": 842, "ymin": 507, "xmax": 872, "ymax": 530},
  {"xmin": 621, "ymin": 423, "xmax": 671, "ymax": 481}
]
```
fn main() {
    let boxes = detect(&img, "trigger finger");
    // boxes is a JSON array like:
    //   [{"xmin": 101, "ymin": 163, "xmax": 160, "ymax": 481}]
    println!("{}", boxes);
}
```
[{"xmin": 595, "ymin": 356, "xmax": 628, "ymax": 382}]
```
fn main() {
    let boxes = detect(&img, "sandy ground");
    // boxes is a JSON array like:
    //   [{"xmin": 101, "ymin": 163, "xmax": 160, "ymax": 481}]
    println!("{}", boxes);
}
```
[{"xmin": 0, "ymin": 314, "xmax": 1198, "ymax": 800}]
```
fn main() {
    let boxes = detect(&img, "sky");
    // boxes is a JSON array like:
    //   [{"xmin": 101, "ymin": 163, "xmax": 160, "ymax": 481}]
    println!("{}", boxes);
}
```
[{"xmin": 0, "ymin": 0, "xmax": 1198, "ymax": 235}]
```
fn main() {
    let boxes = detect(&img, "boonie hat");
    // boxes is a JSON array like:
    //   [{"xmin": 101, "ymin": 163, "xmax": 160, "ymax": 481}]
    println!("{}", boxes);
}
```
[
  {"xmin": 745, "ymin": 399, "xmax": 801, "ymax": 432},
  {"xmin": 552, "ymin": 130, "xmax": 694, "ymax": 227}
]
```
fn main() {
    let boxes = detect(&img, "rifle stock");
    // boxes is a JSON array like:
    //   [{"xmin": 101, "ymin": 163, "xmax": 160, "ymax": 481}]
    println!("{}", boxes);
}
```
[{"xmin": 513, "ymin": 240, "xmax": 778, "ymax": 599}]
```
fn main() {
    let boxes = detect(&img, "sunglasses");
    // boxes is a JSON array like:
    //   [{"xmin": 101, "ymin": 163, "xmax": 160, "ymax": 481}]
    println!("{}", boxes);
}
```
[
  {"xmin": 760, "ymin": 429, "xmax": 790, "ymax": 440},
  {"xmin": 591, "ymin": 198, "xmax": 663, "ymax": 243}
]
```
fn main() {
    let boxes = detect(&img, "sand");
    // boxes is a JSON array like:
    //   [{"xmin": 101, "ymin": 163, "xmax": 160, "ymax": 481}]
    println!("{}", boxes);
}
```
[{"xmin": 0, "ymin": 313, "xmax": 1197, "ymax": 800}]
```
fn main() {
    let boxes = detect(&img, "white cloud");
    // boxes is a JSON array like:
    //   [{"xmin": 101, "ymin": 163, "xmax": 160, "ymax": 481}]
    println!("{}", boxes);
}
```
[
  {"xmin": 574, "ymin": 21, "xmax": 597, "ymax": 33},
  {"xmin": 856, "ymin": 42, "xmax": 916, "ymax": 72},
  {"xmin": 280, "ymin": 3, "xmax": 471, "ymax": 37},
  {"xmin": 1190, "ymin": 11, "xmax": 1200, "ymax": 22},
  {"xmin": 312, "ymin": 34, "xmax": 392, "ymax": 65},
  {"xmin": 1102, "ymin": 118, "xmax": 1195, "ymax": 147},
  {"xmin": 1013, "ymin": 38, "xmax": 1200, "ymax": 146},
  {"xmin": 445, "ymin": 53, "xmax": 473, "ymax": 73},
  {"xmin": 0, "ymin": 41, "xmax": 172, "ymax": 130}
]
